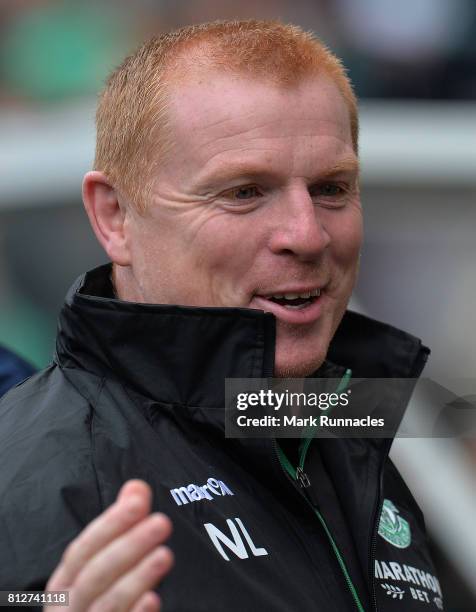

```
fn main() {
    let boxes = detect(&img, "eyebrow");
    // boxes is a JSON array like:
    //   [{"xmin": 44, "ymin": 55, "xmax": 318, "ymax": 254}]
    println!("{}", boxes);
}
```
[
  {"xmin": 319, "ymin": 156, "xmax": 360, "ymax": 178},
  {"xmin": 195, "ymin": 155, "xmax": 360, "ymax": 191},
  {"xmin": 193, "ymin": 163, "xmax": 276, "ymax": 192}
]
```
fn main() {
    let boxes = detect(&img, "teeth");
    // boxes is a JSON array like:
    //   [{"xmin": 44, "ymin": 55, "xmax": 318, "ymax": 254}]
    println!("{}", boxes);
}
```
[
  {"xmin": 284, "ymin": 303, "xmax": 308, "ymax": 310},
  {"xmin": 268, "ymin": 288, "xmax": 321, "ymax": 300}
]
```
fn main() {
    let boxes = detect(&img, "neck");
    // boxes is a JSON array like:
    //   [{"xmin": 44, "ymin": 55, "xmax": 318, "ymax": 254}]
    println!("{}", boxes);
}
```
[{"xmin": 112, "ymin": 263, "xmax": 144, "ymax": 303}]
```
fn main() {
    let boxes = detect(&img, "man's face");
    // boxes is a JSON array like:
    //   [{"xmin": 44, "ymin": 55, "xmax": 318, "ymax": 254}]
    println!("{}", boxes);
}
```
[{"xmin": 124, "ymin": 73, "xmax": 362, "ymax": 376}]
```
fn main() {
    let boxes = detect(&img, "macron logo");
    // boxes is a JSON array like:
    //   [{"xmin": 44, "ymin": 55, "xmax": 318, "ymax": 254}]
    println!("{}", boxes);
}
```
[{"xmin": 170, "ymin": 477, "xmax": 234, "ymax": 506}]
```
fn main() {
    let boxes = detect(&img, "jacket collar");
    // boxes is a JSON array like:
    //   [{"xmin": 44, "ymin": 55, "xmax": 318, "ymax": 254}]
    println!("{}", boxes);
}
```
[{"xmin": 55, "ymin": 264, "xmax": 429, "ymax": 408}]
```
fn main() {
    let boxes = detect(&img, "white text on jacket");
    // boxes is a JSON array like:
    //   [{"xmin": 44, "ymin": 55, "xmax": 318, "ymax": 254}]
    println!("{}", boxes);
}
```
[{"xmin": 170, "ymin": 478, "xmax": 234, "ymax": 506}]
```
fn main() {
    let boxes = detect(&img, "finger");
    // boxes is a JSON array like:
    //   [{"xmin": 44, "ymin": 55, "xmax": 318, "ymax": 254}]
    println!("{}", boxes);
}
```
[
  {"xmin": 72, "ymin": 512, "xmax": 172, "ymax": 609},
  {"xmin": 48, "ymin": 480, "xmax": 152, "ymax": 589},
  {"xmin": 89, "ymin": 547, "xmax": 173, "ymax": 612},
  {"xmin": 130, "ymin": 591, "xmax": 161, "ymax": 612},
  {"xmin": 116, "ymin": 480, "xmax": 152, "ymax": 504}
]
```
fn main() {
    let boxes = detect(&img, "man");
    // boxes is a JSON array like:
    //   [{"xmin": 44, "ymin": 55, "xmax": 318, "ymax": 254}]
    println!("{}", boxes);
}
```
[{"xmin": 0, "ymin": 20, "xmax": 442, "ymax": 611}]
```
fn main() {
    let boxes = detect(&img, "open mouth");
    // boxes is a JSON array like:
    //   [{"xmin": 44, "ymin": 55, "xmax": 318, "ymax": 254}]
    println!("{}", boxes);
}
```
[
  {"xmin": 263, "ymin": 288, "xmax": 321, "ymax": 310},
  {"xmin": 251, "ymin": 287, "xmax": 325, "ymax": 324}
]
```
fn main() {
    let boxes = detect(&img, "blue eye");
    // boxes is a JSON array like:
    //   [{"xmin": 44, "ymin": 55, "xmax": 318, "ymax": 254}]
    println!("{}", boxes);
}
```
[
  {"xmin": 219, "ymin": 184, "xmax": 263, "ymax": 212},
  {"xmin": 308, "ymin": 182, "xmax": 349, "ymax": 208},
  {"xmin": 232, "ymin": 186, "xmax": 261, "ymax": 199}
]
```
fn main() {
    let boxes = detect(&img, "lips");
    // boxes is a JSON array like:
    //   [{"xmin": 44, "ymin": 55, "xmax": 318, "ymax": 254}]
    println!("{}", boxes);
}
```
[
  {"xmin": 251, "ymin": 287, "xmax": 325, "ymax": 324},
  {"xmin": 264, "ymin": 288, "xmax": 321, "ymax": 309}
]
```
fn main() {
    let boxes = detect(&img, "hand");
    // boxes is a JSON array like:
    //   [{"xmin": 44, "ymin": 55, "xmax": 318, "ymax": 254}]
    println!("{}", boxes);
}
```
[{"xmin": 45, "ymin": 480, "xmax": 173, "ymax": 612}]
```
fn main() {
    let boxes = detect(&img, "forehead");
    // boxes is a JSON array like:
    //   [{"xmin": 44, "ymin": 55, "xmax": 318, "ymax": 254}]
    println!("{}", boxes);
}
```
[{"xmin": 162, "ymin": 73, "xmax": 354, "ymax": 176}]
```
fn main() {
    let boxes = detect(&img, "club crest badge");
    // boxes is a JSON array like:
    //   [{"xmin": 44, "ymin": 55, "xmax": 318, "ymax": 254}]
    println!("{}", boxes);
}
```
[{"xmin": 378, "ymin": 499, "xmax": 411, "ymax": 549}]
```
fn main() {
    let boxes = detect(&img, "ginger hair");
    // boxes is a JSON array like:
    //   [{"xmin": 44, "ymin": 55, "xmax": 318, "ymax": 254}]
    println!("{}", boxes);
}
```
[{"xmin": 94, "ymin": 20, "xmax": 358, "ymax": 212}]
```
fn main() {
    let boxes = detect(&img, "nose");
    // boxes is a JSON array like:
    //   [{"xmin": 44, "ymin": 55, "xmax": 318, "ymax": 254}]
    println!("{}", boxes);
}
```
[{"xmin": 268, "ymin": 186, "xmax": 331, "ymax": 261}]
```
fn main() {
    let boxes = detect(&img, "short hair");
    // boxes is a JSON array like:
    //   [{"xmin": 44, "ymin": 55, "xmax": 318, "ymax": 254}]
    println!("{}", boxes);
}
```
[{"xmin": 94, "ymin": 20, "xmax": 358, "ymax": 212}]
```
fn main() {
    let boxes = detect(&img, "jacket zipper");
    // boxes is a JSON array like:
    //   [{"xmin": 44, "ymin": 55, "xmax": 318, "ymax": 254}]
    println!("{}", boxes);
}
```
[
  {"xmin": 265, "ymin": 357, "xmax": 378, "ymax": 611},
  {"xmin": 291, "ymin": 441, "xmax": 390, "ymax": 612},
  {"xmin": 275, "ymin": 439, "xmax": 366, "ymax": 612},
  {"xmin": 272, "ymin": 368, "xmax": 370, "ymax": 611}
]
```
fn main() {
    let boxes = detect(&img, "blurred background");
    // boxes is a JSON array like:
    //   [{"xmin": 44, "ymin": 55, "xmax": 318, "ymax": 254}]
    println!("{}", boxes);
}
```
[{"xmin": 0, "ymin": 0, "xmax": 475, "ymax": 609}]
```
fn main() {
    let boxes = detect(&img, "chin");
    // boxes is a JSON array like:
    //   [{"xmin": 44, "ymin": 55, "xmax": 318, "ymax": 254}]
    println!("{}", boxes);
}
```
[
  {"xmin": 273, "ymin": 321, "xmax": 333, "ymax": 378},
  {"xmin": 274, "ymin": 350, "xmax": 326, "ymax": 378}
]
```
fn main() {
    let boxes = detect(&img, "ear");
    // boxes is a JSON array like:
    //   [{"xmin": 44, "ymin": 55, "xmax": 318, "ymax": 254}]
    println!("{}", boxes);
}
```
[{"xmin": 82, "ymin": 171, "xmax": 131, "ymax": 265}]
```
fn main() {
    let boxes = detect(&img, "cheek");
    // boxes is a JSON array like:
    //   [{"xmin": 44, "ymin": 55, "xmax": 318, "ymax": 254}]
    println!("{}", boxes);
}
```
[
  {"xmin": 194, "ymin": 216, "xmax": 259, "ymax": 277},
  {"xmin": 327, "ymin": 207, "xmax": 363, "ymax": 268},
  {"xmin": 128, "ymin": 217, "xmax": 192, "ymax": 301}
]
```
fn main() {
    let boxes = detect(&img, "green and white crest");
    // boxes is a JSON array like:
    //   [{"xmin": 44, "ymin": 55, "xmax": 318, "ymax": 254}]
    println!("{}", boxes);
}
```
[{"xmin": 378, "ymin": 499, "xmax": 411, "ymax": 549}]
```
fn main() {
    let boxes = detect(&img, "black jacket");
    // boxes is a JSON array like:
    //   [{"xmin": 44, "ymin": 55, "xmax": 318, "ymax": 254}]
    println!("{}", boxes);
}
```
[{"xmin": 0, "ymin": 265, "xmax": 443, "ymax": 611}]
